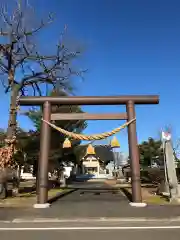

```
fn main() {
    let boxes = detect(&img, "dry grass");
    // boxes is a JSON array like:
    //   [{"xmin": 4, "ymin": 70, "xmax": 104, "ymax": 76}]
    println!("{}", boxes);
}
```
[
  {"xmin": 0, "ymin": 180, "xmax": 68, "ymax": 207},
  {"xmin": 144, "ymin": 195, "xmax": 169, "ymax": 204},
  {"xmin": 122, "ymin": 187, "xmax": 173, "ymax": 205},
  {"xmin": 105, "ymin": 180, "xmax": 172, "ymax": 205},
  {"xmin": 0, "ymin": 189, "xmax": 65, "ymax": 207}
]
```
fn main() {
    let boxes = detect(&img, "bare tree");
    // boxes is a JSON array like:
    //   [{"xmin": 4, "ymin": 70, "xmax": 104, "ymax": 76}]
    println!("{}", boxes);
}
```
[{"xmin": 0, "ymin": 0, "xmax": 85, "ymax": 196}]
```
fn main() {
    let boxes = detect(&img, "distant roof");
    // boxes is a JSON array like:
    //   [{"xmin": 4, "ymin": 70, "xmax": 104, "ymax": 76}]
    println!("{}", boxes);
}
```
[
  {"xmin": 94, "ymin": 145, "xmax": 113, "ymax": 162},
  {"xmin": 79, "ymin": 144, "xmax": 113, "ymax": 161}
]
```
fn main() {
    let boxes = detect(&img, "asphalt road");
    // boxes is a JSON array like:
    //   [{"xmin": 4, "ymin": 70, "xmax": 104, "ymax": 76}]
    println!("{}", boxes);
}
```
[
  {"xmin": 1, "ymin": 229, "xmax": 180, "ymax": 240},
  {"xmin": 0, "ymin": 221, "xmax": 180, "ymax": 240}
]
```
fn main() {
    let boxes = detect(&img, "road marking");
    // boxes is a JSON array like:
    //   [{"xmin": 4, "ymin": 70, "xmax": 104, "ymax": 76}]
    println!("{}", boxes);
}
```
[
  {"xmin": 11, "ymin": 217, "xmax": 180, "ymax": 223},
  {"xmin": 0, "ymin": 226, "xmax": 180, "ymax": 231}
]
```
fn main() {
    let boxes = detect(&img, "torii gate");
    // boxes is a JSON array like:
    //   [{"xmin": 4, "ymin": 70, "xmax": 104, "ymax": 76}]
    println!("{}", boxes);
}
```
[{"xmin": 19, "ymin": 95, "xmax": 159, "ymax": 208}]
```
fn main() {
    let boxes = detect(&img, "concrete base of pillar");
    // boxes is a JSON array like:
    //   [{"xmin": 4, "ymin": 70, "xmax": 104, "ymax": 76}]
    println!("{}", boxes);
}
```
[
  {"xmin": 129, "ymin": 202, "xmax": 147, "ymax": 207},
  {"xmin": 33, "ymin": 203, "xmax": 50, "ymax": 209}
]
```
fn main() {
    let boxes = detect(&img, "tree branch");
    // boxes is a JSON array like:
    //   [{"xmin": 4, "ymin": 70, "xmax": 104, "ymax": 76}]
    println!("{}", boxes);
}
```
[
  {"xmin": 0, "ymin": 61, "xmax": 8, "ymax": 72},
  {"xmin": 0, "ymin": 1, "xmax": 86, "ymax": 97},
  {"xmin": 1, "ymin": 6, "xmax": 13, "ymax": 28},
  {"xmin": 26, "ymin": 16, "xmax": 53, "ymax": 36}
]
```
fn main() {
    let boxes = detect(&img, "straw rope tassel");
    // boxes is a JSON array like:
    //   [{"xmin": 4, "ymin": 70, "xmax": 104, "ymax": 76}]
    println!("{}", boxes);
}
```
[{"xmin": 41, "ymin": 118, "xmax": 136, "ymax": 141}]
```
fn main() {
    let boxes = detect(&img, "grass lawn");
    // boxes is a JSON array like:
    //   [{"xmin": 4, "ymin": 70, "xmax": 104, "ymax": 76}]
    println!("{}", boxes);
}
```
[
  {"xmin": 143, "ymin": 195, "xmax": 169, "ymax": 205},
  {"xmin": 0, "ymin": 181, "xmax": 69, "ymax": 207},
  {"xmin": 121, "ymin": 187, "xmax": 177, "ymax": 205}
]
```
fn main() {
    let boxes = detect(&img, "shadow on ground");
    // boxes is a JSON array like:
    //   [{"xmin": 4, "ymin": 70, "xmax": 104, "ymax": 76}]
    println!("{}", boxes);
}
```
[{"xmin": 120, "ymin": 188, "xmax": 132, "ymax": 201}]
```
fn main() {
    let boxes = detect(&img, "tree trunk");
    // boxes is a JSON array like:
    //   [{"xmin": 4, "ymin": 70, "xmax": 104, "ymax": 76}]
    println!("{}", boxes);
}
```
[
  {"xmin": 6, "ymin": 85, "xmax": 20, "ymax": 197},
  {"xmin": 7, "ymin": 85, "xmax": 19, "ymax": 139},
  {"xmin": 0, "ymin": 169, "xmax": 8, "ymax": 199}
]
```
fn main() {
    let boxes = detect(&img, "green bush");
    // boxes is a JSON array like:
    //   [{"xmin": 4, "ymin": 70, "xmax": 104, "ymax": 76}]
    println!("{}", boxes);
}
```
[{"xmin": 141, "ymin": 168, "xmax": 180, "ymax": 184}]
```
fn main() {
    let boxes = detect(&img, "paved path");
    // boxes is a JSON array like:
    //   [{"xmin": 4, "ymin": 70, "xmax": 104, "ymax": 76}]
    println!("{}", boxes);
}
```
[
  {"xmin": 49, "ymin": 181, "xmax": 128, "ymax": 218},
  {"xmin": 1, "ymin": 221, "xmax": 180, "ymax": 240},
  {"xmin": 1, "ymin": 181, "xmax": 180, "ymax": 221}
]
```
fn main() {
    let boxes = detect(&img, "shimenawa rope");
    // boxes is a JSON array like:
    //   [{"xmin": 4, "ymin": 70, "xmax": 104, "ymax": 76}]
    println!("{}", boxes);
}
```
[{"xmin": 42, "ymin": 118, "xmax": 136, "ymax": 141}]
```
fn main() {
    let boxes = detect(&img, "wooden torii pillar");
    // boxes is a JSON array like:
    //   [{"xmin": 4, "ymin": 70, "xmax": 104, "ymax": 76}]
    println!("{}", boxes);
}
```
[{"xmin": 19, "ymin": 95, "xmax": 159, "ymax": 208}]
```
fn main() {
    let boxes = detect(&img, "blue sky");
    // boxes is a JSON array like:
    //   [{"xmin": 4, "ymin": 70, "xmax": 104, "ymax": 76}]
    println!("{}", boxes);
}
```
[{"xmin": 1, "ymin": 0, "xmax": 180, "ymax": 153}]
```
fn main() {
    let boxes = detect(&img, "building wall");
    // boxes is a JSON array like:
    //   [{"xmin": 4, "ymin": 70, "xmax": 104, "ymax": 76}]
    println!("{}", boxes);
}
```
[{"xmin": 82, "ymin": 156, "xmax": 100, "ymax": 175}]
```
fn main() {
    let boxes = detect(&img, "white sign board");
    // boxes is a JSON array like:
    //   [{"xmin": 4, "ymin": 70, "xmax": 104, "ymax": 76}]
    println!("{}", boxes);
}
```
[{"xmin": 162, "ymin": 131, "xmax": 171, "ymax": 141}]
